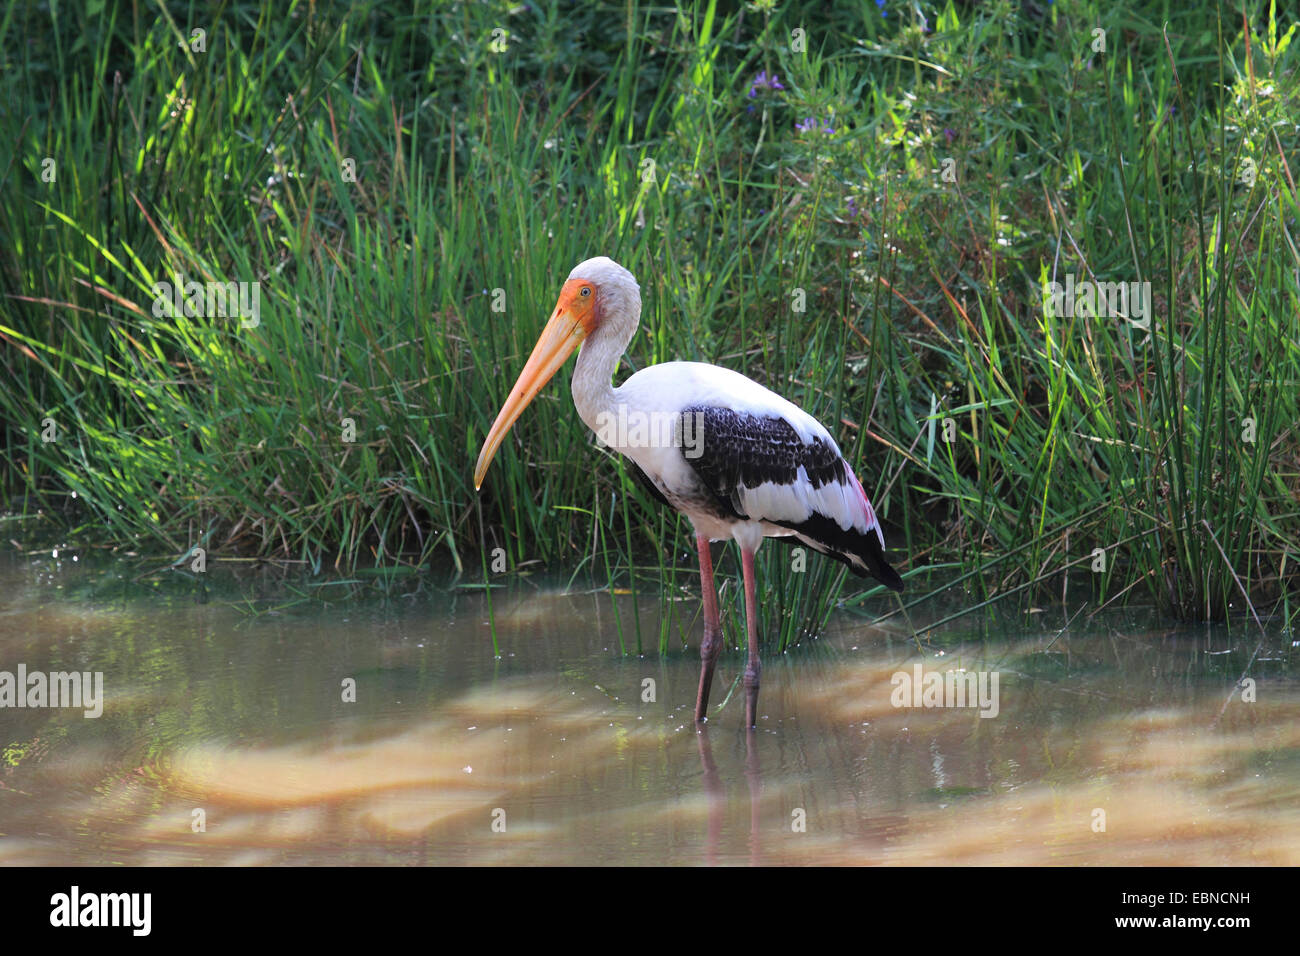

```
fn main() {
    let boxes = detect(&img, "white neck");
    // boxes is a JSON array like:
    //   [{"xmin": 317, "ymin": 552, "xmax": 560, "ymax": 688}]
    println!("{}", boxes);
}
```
[{"xmin": 572, "ymin": 318, "xmax": 636, "ymax": 435}]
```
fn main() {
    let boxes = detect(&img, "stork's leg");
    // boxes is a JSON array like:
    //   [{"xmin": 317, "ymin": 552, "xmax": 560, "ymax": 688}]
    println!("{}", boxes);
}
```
[
  {"xmin": 741, "ymin": 544, "xmax": 762, "ymax": 729},
  {"xmin": 694, "ymin": 532, "xmax": 722, "ymax": 723}
]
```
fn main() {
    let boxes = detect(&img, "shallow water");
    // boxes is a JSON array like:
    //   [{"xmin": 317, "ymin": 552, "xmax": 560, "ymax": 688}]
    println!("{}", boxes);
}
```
[{"xmin": 1, "ymin": 550, "xmax": 1297, "ymax": 866}]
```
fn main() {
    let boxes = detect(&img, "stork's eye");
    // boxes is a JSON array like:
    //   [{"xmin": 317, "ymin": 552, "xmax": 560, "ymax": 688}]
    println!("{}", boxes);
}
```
[{"xmin": 580, "ymin": 286, "xmax": 591, "ymax": 297}]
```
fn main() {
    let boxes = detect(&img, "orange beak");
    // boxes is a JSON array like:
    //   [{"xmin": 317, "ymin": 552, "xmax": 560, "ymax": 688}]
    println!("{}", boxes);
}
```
[{"xmin": 473, "ymin": 280, "xmax": 598, "ymax": 490}]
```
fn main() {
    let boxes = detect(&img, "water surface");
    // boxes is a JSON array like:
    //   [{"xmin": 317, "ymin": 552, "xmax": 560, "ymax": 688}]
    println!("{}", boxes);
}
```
[{"xmin": 1, "ymin": 551, "xmax": 1296, "ymax": 865}]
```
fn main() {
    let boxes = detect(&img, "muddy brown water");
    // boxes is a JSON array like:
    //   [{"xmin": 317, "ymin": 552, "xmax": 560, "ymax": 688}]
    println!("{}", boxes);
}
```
[{"xmin": 1, "ymin": 550, "xmax": 1296, "ymax": 865}]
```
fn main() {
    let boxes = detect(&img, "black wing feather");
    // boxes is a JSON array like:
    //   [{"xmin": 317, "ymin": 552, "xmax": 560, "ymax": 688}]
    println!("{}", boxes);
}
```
[{"xmin": 681, "ymin": 406, "xmax": 903, "ymax": 592}]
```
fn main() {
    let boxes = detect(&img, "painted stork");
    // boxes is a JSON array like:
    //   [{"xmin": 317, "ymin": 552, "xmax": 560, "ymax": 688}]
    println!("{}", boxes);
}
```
[{"xmin": 473, "ymin": 257, "xmax": 903, "ymax": 728}]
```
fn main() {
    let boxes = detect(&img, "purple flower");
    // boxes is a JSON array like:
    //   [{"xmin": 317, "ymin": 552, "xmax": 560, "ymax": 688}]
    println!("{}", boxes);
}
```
[
  {"xmin": 876, "ymin": 0, "xmax": 887, "ymax": 17},
  {"xmin": 795, "ymin": 116, "xmax": 835, "ymax": 134},
  {"xmin": 748, "ymin": 71, "xmax": 785, "ymax": 98},
  {"xmin": 943, "ymin": 128, "xmax": 956, "ymax": 144},
  {"xmin": 846, "ymin": 197, "xmax": 859, "ymax": 217}
]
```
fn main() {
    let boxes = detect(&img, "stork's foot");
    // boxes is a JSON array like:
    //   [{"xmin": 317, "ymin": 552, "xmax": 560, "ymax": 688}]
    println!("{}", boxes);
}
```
[
  {"xmin": 743, "ymin": 660, "xmax": 761, "ymax": 729},
  {"xmin": 695, "ymin": 626, "xmax": 723, "ymax": 723}
]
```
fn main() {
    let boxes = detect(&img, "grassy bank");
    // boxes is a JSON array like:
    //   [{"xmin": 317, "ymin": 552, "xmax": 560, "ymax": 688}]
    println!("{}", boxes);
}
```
[{"xmin": 2, "ymin": 0, "xmax": 1298, "ymax": 648}]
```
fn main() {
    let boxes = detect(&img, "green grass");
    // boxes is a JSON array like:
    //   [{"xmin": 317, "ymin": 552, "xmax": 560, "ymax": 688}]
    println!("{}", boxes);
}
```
[{"xmin": 1, "ymin": 0, "xmax": 1297, "ymax": 652}]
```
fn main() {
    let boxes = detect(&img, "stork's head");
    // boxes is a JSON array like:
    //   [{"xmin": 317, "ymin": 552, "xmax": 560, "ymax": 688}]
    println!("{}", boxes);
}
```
[
  {"xmin": 473, "ymin": 256, "xmax": 640, "ymax": 489},
  {"xmin": 563, "ymin": 256, "xmax": 641, "ymax": 336}
]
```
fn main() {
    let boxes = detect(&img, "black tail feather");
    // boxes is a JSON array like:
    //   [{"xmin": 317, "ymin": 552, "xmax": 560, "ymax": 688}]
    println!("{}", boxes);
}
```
[
  {"xmin": 768, "ymin": 512, "xmax": 904, "ymax": 593},
  {"xmin": 857, "ymin": 529, "xmax": 904, "ymax": 592}
]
